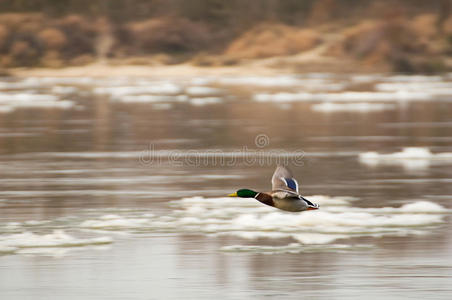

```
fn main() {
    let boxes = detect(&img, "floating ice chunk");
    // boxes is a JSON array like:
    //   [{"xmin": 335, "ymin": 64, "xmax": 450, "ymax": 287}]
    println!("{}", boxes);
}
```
[
  {"xmin": 254, "ymin": 91, "xmax": 433, "ymax": 103},
  {"xmin": 375, "ymin": 82, "xmax": 452, "ymax": 96},
  {"xmin": 311, "ymin": 102, "xmax": 396, "ymax": 112},
  {"xmin": 220, "ymin": 243, "xmax": 303, "ymax": 253},
  {"xmin": 12, "ymin": 99, "xmax": 74, "ymax": 109},
  {"xmin": 254, "ymin": 92, "xmax": 319, "ymax": 102},
  {"xmin": 292, "ymin": 233, "xmax": 347, "ymax": 244},
  {"xmin": 22, "ymin": 77, "xmax": 93, "ymax": 85},
  {"xmin": 118, "ymin": 95, "xmax": 175, "ymax": 103},
  {"xmin": 117, "ymin": 95, "xmax": 187, "ymax": 103},
  {"xmin": 94, "ymin": 83, "xmax": 182, "ymax": 98},
  {"xmin": 0, "ymin": 105, "xmax": 13, "ymax": 113},
  {"xmin": 0, "ymin": 93, "xmax": 74, "ymax": 111},
  {"xmin": 384, "ymin": 75, "xmax": 443, "ymax": 82},
  {"xmin": 71, "ymin": 194, "xmax": 447, "ymax": 253},
  {"xmin": 191, "ymin": 77, "xmax": 214, "ymax": 85},
  {"xmin": 399, "ymin": 201, "xmax": 446, "ymax": 213},
  {"xmin": 360, "ymin": 147, "xmax": 452, "ymax": 161},
  {"xmin": 359, "ymin": 147, "xmax": 452, "ymax": 170},
  {"xmin": 0, "ymin": 93, "xmax": 59, "ymax": 103},
  {"xmin": 189, "ymin": 97, "xmax": 222, "ymax": 106},
  {"xmin": 0, "ymin": 230, "xmax": 112, "ymax": 250}
]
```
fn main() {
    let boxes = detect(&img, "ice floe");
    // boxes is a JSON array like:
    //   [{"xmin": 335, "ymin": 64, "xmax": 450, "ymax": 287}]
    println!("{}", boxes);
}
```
[
  {"xmin": 189, "ymin": 97, "xmax": 222, "ymax": 106},
  {"xmin": 254, "ymin": 91, "xmax": 433, "ymax": 103},
  {"xmin": 0, "ymin": 93, "xmax": 75, "ymax": 113},
  {"xmin": 375, "ymin": 82, "xmax": 452, "ymax": 96},
  {"xmin": 0, "ymin": 230, "xmax": 112, "ymax": 255},
  {"xmin": 359, "ymin": 147, "xmax": 452, "ymax": 170},
  {"xmin": 311, "ymin": 102, "xmax": 396, "ymax": 112},
  {"xmin": 116, "ymin": 95, "xmax": 186, "ymax": 103},
  {"xmin": 94, "ymin": 83, "xmax": 183, "ymax": 98},
  {"xmin": 75, "ymin": 195, "xmax": 448, "ymax": 254},
  {"xmin": 1, "ymin": 194, "xmax": 448, "ymax": 255}
]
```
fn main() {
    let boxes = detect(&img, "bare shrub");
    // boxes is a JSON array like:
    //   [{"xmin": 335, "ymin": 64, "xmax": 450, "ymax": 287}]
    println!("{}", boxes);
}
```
[
  {"xmin": 56, "ymin": 15, "xmax": 98, "ymax": 58},
  {"xmin": 225, "ymin": 24, "xmax": 321, "ymax": 59},
  {"xmin": 0, "ymin": 24, "xmax": 8, "ymax": 50},
  {"xmin": 10, "ymin": 40, "xmax": 39, "ymax": 66},
  {"xmin": 69, "ymin": 54, "xmax": 95, "ymax": 66},
  {"xmin": 0, "ymin": 13, "xmax": 44, "ymax": 30},
  {"xmin": 125, "ymin": 17, "xmax": 211, "ymax": 54},
  {"xmin": 38, "ymin": 28, "xmax": 67, "ymax": 50},
  {"xmin": 40, "ymin": 50, "xmax": 63, "ymax": 68},
  {"xmin": 411, "ymin": 14, "xmax": 438, "ymax": 40}
]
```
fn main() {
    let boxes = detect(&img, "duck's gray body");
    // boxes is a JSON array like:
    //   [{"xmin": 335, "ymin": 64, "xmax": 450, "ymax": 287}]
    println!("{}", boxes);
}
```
[
  {"xmin": 270, "ymin": 192, "xmax": 310, "ymax": 212},
  {"xmin": 255, "ymin": 166, "xmax": 319, "ymax": 212}
]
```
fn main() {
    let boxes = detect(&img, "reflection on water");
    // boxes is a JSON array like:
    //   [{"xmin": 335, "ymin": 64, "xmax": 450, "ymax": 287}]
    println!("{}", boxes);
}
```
[{"xmin": 1, "ymin": 74, "xmax": 452, "ymax": 299}]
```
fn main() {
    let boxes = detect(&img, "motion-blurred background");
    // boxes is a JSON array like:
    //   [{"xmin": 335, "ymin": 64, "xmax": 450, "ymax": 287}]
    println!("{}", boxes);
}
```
[
  {"xmin": 1, "ymin": 1, "xmax": 452, "ymax": 300},
  {"xmin": 1, "ymin": 0, "xmax": 452, "ymax": 73}
]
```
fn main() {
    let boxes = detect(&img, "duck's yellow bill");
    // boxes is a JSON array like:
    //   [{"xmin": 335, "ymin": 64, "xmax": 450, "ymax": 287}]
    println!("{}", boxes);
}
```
[{"xmin": 228, "ymin": 192, "xmax": 238, "ymax": 197}]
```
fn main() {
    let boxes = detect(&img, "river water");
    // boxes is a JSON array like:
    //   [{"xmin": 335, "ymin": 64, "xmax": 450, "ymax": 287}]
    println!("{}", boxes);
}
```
[{"xmin": 0, "ymin": 73, "xmax": 451, "ymax": 299}]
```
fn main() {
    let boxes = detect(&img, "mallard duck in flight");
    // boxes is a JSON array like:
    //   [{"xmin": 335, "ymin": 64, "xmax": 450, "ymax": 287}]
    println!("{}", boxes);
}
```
[{"xmin": 228, "ymin": 165, "xmax": 319, "ymax": 212}]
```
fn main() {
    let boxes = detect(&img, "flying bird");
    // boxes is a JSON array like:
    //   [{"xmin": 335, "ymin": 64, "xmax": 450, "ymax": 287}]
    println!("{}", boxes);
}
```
[{"xmin": 228, "ymin": 165, "xmax": 319, "ymax": 212}]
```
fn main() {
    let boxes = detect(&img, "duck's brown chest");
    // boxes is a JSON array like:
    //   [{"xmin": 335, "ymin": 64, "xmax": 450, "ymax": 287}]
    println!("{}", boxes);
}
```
[{"xmin": 254, "ymin": 193, "xmax": 275, "ymax": 207}]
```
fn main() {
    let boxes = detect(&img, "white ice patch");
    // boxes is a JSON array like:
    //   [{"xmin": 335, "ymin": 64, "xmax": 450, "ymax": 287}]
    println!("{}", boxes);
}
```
[
  {"xmin": 189, "ymin": 97, "xmax": 222, "ymax": 106},
  {"xmin": 375, "ymin": 82, "xmax": 452, "ymax": 96},
  {"xmin": 77, "ymin": 195, "xmax": 448, "ymax": 254},
  {"xmin": 0, "ymin": 230, "xmax": 112, "ymax": 254},
  {"xmin": 0, "ymin": 93, "xmax": 74, "ymax": 113},
  {"xmin": 311, "ymin": 102, "xmax": 396, "ymax": 112},
  {"xmin": 220, "ymin": 243, "xmax": 364, "ymax": 254},
  {"xmin": 0, "ymin": 105, "xmax": 13, "ymax": 113},
  {"xmin": 116, "ymin": 95, "xmax": 186, "ymax": 103},
  {"xmin": 93, "ymin": 83, "xmax": 182, "ymax": 98},
  {"xmin": 384, "ymin": 75, "xmax": 443, "ymax": 82},
  {"xmin": 359, "ymin": 147, "xmax": 452, "ymax": 170},
  {"xmin": 254, "ymin": 91, "xmax": 433, "ymax": 103},
  {"xmin": 80, "ymin": 215, "xmax": 149, "ymax": 229}
]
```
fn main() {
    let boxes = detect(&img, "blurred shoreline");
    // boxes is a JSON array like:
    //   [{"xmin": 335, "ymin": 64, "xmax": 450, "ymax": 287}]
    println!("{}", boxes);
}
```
[
  {"xmin": 8, "ymin": 57, "xmax": 386, "ymax": 78},
  {"xmin": 1, "ymin": 4, "xmax": 452, "ymax": 76}
]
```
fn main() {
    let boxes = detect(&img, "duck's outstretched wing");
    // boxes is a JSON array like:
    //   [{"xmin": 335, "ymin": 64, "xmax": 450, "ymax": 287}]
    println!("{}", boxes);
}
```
[{"xmin": 271, "ymin": 165, "xmax": 300, "ymax": 195}]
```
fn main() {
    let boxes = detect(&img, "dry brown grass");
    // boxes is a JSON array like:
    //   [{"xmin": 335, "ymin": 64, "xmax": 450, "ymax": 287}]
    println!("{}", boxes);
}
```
[
  {"xmin": 324, "ymin": 17, "xmax": 451, "ymax": 72},
  {"xmin": 0, "ymin": 24, "xmax": 8, "ymax": 50},
  {"xmin": 225, "ymin": 24, "xmax": 321, "ymax": 59},
  {"xmin": 125, "ymin": 17, "xmax": 211, "ymax": 54},
  {"xmin": 38, "ymin": 28, "xmax": 67, "ymax": 50},
  {"xmin": 10, "ymin": 40, "xmax": 39, "ymax": 66}
]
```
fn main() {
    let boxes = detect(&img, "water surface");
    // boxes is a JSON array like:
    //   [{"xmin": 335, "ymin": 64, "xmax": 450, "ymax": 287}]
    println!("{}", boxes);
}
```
[{"xmin": 0, "ymin": 74, "xmax": 452, "ymax": 299}]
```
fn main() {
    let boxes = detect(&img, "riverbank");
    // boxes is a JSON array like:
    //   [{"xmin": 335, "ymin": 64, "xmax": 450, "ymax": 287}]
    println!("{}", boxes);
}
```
[{"xmin": 9, "ymin": 54, "xmax": 388, "ymax": 79}]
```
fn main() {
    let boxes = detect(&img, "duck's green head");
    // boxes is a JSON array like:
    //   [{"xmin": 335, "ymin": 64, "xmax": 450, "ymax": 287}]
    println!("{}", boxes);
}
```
[{"xmin": 228, "ymin": 189, "xmax": 258, "ymax": 198}]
